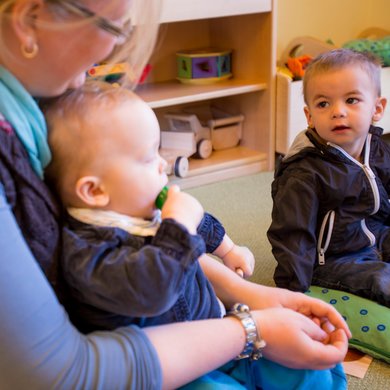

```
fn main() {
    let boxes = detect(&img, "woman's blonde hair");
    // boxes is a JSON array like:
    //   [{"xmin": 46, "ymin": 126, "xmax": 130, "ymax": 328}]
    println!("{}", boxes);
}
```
[
  {"xmin": 0, "ymin": 0, "xmax": 161, "ymax": 89},
  {"xmin": 104, "ymin": 0, "xmax": 162, "ymax": 88}
]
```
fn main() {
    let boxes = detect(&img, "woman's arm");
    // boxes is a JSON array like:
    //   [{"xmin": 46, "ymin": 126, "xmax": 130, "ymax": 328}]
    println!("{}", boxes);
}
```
[
  {"xmin": 199, "ymin": 254, "xmax": 352, "ymax": 338},
  {"xmin": 0, "ymin": 188, "xmax": 349, "ymax": 390},
  {"xmin": 0, "ymin": 188, "xmax": 161, "ymax": 389},
  {"xmin": 145, "ymin": 306, "xmax": 349, "ymax": 390},
  {"xmin": 0, "ymin": 188, "xmax": 239, "ymax": 390}
]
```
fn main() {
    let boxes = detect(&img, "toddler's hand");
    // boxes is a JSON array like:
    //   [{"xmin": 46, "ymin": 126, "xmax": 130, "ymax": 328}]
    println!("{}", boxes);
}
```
[{"xmin": 161, "ymin": 186, "xmax": 204, "ymax": 234}]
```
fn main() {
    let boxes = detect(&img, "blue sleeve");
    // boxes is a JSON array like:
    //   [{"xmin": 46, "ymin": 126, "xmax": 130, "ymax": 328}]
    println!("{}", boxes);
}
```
[
  {"xmin": 267, "ymin": 171, "xmax": 319, "ymax": 292},
  {"xmin": 0, "ymin": 185, "xmax": 162, "ymax": 389},
  {"xmin": 63, "ymin": 218, "xmax": 205, "ymax": 319},
  {"xmin": 197, "ymin": 212, "xmax": 226, "ymax": 253}
]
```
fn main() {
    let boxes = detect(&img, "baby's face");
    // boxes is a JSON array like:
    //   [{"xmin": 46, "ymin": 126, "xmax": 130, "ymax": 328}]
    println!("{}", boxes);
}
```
[
  {"xmin": 97, "ymin": 97, "xmax": 168, "ymax": 218},
  {"xmin": 304, "ymin": 65, "xmax": 385, "ymax": 159}
]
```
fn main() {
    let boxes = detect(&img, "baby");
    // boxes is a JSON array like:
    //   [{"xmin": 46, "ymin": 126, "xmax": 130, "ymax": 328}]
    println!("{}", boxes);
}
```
[{"xmin": 44, "ymin": 81, "xmax": 255, "ymax": 332}]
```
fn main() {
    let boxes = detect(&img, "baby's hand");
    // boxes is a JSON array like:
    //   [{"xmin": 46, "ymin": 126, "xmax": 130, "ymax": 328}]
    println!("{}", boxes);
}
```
[
  {"xmin": 222, "ymin": 245, "xmax": 255, "ymax": 278},
  {"xmin": 161, "ymin": 186, "xmax": 204, "ymax": 234}
]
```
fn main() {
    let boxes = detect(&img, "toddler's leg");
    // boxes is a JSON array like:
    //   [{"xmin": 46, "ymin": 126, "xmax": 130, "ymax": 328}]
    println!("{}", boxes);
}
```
[
  {"xmin": 379, "ymin": 227, "xmax": 390, "ymax": 262},
  {"xmin": 312, "ymin": 246, "xmax": 390, "ymax": 307}
]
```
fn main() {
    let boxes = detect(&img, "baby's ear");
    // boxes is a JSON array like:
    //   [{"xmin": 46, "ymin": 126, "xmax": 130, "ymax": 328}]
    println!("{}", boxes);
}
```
[
  {"xmin": 372, "ymin": 97, "xmax": 387, "ymax": 123},
  {"xmin": 75, "ymin": 176, "xmax": 110, "ymax": 207}
]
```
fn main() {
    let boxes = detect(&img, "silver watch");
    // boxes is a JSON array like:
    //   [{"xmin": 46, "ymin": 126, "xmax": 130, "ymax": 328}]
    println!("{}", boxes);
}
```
[{"xmin": 227, "ymin": 303, "xmax": 266, "ymax": 360}]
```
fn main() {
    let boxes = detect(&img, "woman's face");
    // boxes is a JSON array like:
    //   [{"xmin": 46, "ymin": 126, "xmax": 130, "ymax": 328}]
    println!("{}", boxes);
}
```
[{"xmin": 4, "ymin": 0, "xmax": 131, "ymax": 97}]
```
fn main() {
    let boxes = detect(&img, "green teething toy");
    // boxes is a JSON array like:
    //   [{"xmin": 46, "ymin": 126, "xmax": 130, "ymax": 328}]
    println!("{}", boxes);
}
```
[{"xmin": 155, "ymin": 186, "xmax": 169, "ymax": 209}]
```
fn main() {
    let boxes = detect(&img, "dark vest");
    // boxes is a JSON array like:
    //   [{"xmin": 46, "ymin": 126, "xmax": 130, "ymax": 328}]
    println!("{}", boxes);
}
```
[{"xmin": 0, "ymin": 117, "xmax": 61, "ymax": 289}]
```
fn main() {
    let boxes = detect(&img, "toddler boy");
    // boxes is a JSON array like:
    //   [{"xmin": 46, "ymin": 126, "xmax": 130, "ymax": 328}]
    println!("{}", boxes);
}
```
[{"xmin": 268, "ymin": 49, "xmax": 390, "ymax": 306}]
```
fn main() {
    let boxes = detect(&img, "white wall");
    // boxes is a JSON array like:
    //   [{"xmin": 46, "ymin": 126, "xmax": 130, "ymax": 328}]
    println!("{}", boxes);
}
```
[{"xmin": 277, "ymin": 0, "xmax": 390, "ymax": 60}]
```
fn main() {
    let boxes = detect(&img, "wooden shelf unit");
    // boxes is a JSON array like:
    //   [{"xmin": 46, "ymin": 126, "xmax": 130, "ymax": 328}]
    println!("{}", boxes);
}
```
[{"xmin": 137, "ymin": 0, "xmax": 276, "ymax": 188}]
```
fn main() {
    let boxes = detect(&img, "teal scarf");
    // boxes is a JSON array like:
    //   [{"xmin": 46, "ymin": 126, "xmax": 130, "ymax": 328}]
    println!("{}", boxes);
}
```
[{"xmin": 0, "ymin": 66, "xmax": 51, "ymax": 178}]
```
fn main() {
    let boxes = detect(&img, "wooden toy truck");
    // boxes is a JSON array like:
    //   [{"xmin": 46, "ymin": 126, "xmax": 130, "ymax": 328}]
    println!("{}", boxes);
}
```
[{"xmin": 159, "ymin": 106, "xmax": 244, "ymax": 177}]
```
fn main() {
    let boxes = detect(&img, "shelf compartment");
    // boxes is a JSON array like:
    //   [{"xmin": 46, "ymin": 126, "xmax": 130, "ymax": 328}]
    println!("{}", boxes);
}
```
[
  {"xmin": 141, "ymin": 2, "xmax": 276, "ymax": 188},
  {"xmin": 138, "ymin": 79, "xmax": 267, "ymax": 108}
]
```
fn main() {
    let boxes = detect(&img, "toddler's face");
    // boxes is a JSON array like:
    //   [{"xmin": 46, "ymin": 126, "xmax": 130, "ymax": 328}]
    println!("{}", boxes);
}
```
[
  {"xmin": 304, "ymin": 65, "xmax": 386, "ymax": 159},
  {"xmin": 98, "ymin": 97, "xmax": 168, "ymax": 218}
]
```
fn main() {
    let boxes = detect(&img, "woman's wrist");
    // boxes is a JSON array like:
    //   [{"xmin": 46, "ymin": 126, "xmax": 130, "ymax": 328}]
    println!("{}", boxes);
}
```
[{"xmin": 226, "ymin": 303, "xmax": 266, "ymax": 360}]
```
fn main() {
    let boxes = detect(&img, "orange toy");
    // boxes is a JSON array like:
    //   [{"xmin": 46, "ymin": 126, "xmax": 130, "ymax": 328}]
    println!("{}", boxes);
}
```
[{"xmin": 286, "ymin": 55, "xmax": 313, "ymax": 80}]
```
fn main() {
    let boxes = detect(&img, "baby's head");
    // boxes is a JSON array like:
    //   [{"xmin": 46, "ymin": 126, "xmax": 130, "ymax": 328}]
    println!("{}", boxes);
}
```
[
  {"xmin": 302, "ymin": 49, "xmax": 386, "ymax": 159},
  {"xmin": 44, "ymin": 81, "xmax": 168, "ymax": 218}
]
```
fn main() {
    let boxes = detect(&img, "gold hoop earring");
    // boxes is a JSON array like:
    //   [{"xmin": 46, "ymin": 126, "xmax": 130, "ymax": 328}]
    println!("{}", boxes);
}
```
[{"xmin": 21, "ymin": 42, "xmax": 39, "ymax": 59}]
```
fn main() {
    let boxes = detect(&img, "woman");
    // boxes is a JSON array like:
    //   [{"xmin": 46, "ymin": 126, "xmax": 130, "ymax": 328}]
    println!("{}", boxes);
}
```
[{"xmin": 0, "ymin": 1, "xmax": 351, "ymax": 389}]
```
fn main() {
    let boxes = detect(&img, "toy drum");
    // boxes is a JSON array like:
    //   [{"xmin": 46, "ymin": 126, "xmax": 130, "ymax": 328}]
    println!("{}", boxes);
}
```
[{"xmin": 176, "ymin": 48, "xmax": 232, "ymax": 84}]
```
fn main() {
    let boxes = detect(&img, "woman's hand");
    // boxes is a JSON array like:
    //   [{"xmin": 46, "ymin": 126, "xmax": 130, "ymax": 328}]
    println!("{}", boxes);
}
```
[
  {"xmin": 199, "ymin": 256, "xmax": 351, "ymax": 342},
  {"xmin": 244, "ymin": 285, "xmax": 352, "ymax": 340},
  {"xmin": 252, "ymin": 307, "xmax": 349, "ymax": 370}
]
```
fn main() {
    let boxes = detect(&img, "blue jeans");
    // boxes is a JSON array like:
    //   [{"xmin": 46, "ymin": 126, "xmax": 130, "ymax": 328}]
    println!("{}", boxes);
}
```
[
  {"xmin": 180, "ymin": 358, "xmax": 346, "ymax": 390},
  {"xmin": 312, "ymin": 246, "xmax": 390, "ymax": 307}
]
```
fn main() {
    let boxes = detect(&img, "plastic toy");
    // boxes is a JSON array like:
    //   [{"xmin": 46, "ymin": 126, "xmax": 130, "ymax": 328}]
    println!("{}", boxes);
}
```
[
  {"xmin": 176, "ymin": 48, "xmax": 232, "ymax": 84},
  {"xmin": 277, "ymin": 37, "xmax": 336, "ymax": 81},
  {"xmin": 155, "ymin": 186, "xmax": 169, "ymax": 209},
  {"xmin": 87, "ymin": 63, "xmax": 132, "ymax": 84},
  {"xmin": 87, "ymin": 63, "xmax": 152, "ymax": 84},
  {"xmin": 286, "ymin": 55, "xmax": 313, "ymax": 80},
  {"xmin": 343, "ymin": 36, "xmax": 390, "ymax": 67}
]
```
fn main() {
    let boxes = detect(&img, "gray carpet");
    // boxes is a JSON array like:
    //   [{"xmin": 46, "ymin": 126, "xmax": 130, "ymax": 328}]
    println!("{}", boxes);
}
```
[{"xmin": 188, "ymin": 172, "xmax": 390, "ymax": 389}]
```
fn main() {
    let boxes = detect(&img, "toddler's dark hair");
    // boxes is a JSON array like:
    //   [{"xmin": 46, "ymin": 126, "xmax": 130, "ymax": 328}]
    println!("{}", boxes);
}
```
[{"xmin": 303, "ymin": 48, "xmax": 382, "ymax": 104}]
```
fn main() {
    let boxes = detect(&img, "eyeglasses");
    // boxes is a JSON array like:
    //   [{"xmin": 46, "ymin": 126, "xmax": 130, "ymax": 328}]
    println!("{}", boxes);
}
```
[{"xmin": 54, "ymin": 1, "xmax": 133, "ymax": 42}]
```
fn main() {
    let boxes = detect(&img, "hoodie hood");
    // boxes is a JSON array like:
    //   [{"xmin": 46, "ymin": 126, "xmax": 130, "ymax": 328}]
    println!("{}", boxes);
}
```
[
  {"xmin": 276, "ymin": 125, "xmax": 384, "ymax": 178},
  {"xmin": 283, "ymin": 129, "xmax": 315, "ymax": 160}
]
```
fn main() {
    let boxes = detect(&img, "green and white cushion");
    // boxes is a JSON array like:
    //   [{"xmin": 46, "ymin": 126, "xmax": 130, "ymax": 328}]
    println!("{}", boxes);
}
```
[{"xmin": 306, "ymin": 285, "xmax": 390, "ymax": 363}]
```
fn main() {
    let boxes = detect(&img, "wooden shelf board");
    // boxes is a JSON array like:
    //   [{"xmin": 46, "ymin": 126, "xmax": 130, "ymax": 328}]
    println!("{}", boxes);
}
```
[
  {"xmin": 168, "ymin": 146, "xmax": 268, "ymax": 188},
  {"xmin": 138, "ymin": 80, "xmax": 267, "ymax": 108},
  {"xmin": 170, "ymin": 161, "xmax": 268, "ymax": 189},
  {"xmin": 160, "ymin": 0, "xmax": 272, "ymax": 23},
  {"xmin": 187, "ymin": 146, "xmax": 265, "ymax": 175}
]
